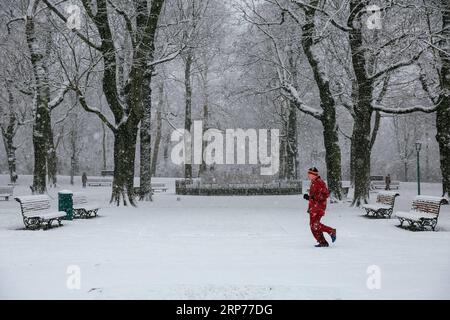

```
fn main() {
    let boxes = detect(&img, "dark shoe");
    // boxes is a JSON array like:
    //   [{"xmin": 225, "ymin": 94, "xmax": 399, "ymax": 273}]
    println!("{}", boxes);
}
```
[
  {"xmin": 315, "ymin": 242, "xmax": 329, "ymax": 247},
  {"xmin": 330, "ymin": 229, "xmax": 337, "ymax": 243}
]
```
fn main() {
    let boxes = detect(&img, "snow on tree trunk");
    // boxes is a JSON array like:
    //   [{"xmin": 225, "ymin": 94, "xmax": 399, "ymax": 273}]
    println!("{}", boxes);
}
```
[
  {"xmin": 112, "ymin": 123, "xmax": 138, "ymax": 206},
  {"xmin": 25, "ymin": 3, "xmax": 49, "ymax": 194},
  {"xmin": 184, "ymin": 50, "xmax": 193, "ymax": 180},
  {"xmin": 1, "ymin": 84, "xmax": 18, "ymax": 184},
  {"xmin": 151, "ymin": 83, "xmax": 164, "ymax": 177},
  {"xmin": 436, "ymin": 0, "xmax": 450, "ymax": 198},
  {"xmin": 301, "ymin": 3, "xmax": 342, "ymax": 200},
  {"xmin": 348, "ymin": 1, "xmax": 374, "ymax": 206},
  {"xmin": 139, "ymin": 74, "xmax": 153, "ymax": 202}
]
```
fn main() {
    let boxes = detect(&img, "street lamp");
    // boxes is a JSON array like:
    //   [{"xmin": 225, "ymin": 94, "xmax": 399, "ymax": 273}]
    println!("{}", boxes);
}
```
[{"xmin": 415, "ymin": 141, "xmax": 422, "ymax": 195}]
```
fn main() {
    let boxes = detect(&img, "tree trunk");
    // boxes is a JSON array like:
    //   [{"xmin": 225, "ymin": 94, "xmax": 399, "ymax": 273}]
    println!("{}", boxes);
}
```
[
  {"xmin": 184, "ymin": 51, "xmax": 193, "ymax": 179},
  {"xmin": 1, "ymin": 84, "xmax": 18, "ymax": 184},
  {"xmin": 112, "ymin": 123, "xmax": 138, "ymax": 206},
  {"xmin": 322, "ymin": 107, "xmax": 343, "ymax": 201},
  {"xmin": 301, "ymin": 3, "xmax": 342, "ymax": 200},
  {"xmin": 198, "ymin": 65, "xmax": 209, "ymax": 178},
  {"xmin": 47, "ymin": 129, "xmax": 57, "ymax": 187},
  {"xmin": 350, "ymin": 108, "xmax": 372, "ymax": 206},
  {"xmin": 436, "ymin": 0, "xmax": 450, "ymax": 198},
  {"xmin": 139, "ymin": 76, "xmax": 153, "ymax": 201},
  {"xmin": 151, "ymin": 82, "xmax": 164, "ymax": 176},
  {"xmin": 70, "ymin": 127, "xmax": 78, "ymax": 186},
  {"xmin": 286, "ymin": 49, "xmax": 298, "ymax": 181},
  {"xmin": 404, "ymin": 161, "xmax": 408, "ymax": 182},
  {"xmin": 26, "ymin": 5, "xmax": 49, "ymax": 194},
  {"xmin": 2, "ymin": 132, "xmax": 17, "ymax": 184},
  {"xmin": 279, "ymin": 118, "xmax": 287, "ymax": 180},
  {"xmin": 32, "ymin": 103, "xmax": 50, "ymax": 194},
  {"xmin": 102, "ymin": 122, "xmax": 107, "ymax": 170},
  {"xmin": 349, "ymin": 1, "xmax": 373, "ymax": 206}
]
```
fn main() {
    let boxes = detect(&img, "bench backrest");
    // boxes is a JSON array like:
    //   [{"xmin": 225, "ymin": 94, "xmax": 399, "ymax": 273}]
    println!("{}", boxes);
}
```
[
  {"xmin": 15, "ymin": 195, "xmax": 51, "ymax": 217},
  {"xmin": 376, "ymin": 192, "xmax": 399, "ymax": 206},
  {"xmin": 411, "ymin": 196, "xmax": 445, "ymax": 216},
  {"xmin": 0, "ymin": 186, "xmax": 14, "ymax": 194},
  {"xmin": 151, "ymin": 183, "xmax": 166, "ymax": 188},
  {"xmin": 89, "ymin": 178, "xmax": 112, "ymax": 182},
  {"xmin": 72, "ymin": 193, "xmax": 88, "ymax": 205}
]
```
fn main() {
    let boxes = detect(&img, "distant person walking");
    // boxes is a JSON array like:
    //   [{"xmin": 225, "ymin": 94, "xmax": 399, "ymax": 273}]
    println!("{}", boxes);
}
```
[
  {"xmin": 82, "ymin": 172, "xmax": 87, "ymax": 188},
  {"xmin": 385, "ymin": 174, "xmax": 391, "ymax": 190},
  {"xmin": 303, "ymin": 167, "xmax": 336, "ymax": 247}
]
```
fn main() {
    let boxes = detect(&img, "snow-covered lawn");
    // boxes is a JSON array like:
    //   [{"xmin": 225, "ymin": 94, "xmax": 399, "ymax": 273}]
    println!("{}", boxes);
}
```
[{"xmin": 0, "ymin": 175, "xmax": 449, "ymax": 299}]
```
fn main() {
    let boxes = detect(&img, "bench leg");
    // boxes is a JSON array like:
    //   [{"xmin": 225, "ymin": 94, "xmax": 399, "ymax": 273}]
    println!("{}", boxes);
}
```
[
  {"xmin": 24, "ymin": 217, "xmax": 41, "ymax": 230},
  {"xmin": 89, "ymin": 209, "xmax": 98, "ymax": 217}
]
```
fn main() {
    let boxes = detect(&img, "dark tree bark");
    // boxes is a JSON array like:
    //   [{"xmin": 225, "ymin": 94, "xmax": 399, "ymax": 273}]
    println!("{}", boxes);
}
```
[
  {"xmin": 151, "ymin": 82, "xmax": 164, "ymax": 176},
  {"xmin": 102, "ymin": 121, "xmax": 107, "ymax": 170},
  {"xmin": 301, "ymin": 2, "xmax": 342, "ymax": 200},
  {"xmin": 44, "ymin": 0, "xmax": 166, "ymax": 205},
  {"xmin": 25, "ymin": 1, "xmax": 50, "ymax": 194},
  {"xmin": 0, "ymin": 82, "xmax": 19, "ymax": 184},
  {"xmin": 436, "ymin": 0, "xmax": 450, "ymax": 198},
  {"xmin": 184, "ymin": 50, "xmax": 193, "ymax": 179},
  {"xmin": 198, "ymin": 64, "xmax": 209, "ymax": 178},
  {"xmin": 285, "ymin": 48, "xmax": 298, "ymax": 180},
  {"xmin": 347, "ymin": 0, "xmax": 374, "ymax": 206},
  {"xmin": 139, "ymin": 71, "xmax": 153, "ymax": 201}
]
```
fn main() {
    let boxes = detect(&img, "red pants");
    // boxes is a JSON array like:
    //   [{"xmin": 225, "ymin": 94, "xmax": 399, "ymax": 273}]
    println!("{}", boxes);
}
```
[{"xmin": 309, "ymin": 213, "xmax": 334, "ymax": 244}]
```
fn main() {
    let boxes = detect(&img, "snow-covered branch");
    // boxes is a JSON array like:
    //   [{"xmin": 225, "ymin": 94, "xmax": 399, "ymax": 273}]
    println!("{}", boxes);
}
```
[
  {"xmin": 368, "ymin": 50, "xmax": 425, "ymax": 81},
  {"xmin": 372, "ymin": 103, "xmax": 439, "ymax": 114},
  {"xmin": 107, "ymin": 0, "xmax": 136, "ymax": 48},
  {"xmin": 41, "ymin": 0, "xmax": 102, "ymax": 51},
  {"xmin": 281, "ymin": 83, "xmax": 323, "ymax": 119},
  {"xmin": 49, "ymin": 84, "xmax": 71, "ymax": 110},
  {"xmin": 291, "ymin": 0, "xmax": 352, "ymax": 32},
  {"xmin": 74, "ymin": 89, "xmax": 117, "ymax": 133}
]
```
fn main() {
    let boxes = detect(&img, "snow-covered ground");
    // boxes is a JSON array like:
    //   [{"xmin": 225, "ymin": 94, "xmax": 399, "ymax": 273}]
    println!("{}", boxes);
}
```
[{"xmin": 0, "ymin": 174, "xmax": 449, "ymax": 299}]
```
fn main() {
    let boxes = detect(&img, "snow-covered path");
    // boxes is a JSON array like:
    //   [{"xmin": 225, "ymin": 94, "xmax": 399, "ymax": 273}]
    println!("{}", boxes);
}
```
[{"xmin": 0, "ymin": 175, "xmax": 449, "ymax": 299}]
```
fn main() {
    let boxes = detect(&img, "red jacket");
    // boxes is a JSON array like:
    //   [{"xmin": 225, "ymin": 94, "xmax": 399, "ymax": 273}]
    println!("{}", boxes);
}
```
[{"xmin": 308, "ymin": 177, "xmax": 330, "ymax": 216}]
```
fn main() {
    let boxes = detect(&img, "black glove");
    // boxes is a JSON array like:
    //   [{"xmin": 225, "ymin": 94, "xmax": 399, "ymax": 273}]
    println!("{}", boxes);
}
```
[{"xmin": 303, "ymin": 194, "xmax": 309, "ymax": 201}]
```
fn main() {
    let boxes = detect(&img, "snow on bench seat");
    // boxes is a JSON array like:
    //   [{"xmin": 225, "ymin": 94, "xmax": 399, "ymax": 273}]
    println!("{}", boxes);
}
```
[
  {"xmin": 361, "ymin": 191, "xmax": 399, "ymax": 218},
  {"xmin": 72, "ymin": 193, "xmax": 100, "ymax": 218},
  {"xmin": 0, "ymin": 186, "xmax": 14, "ymax": 200},
  {"xmin": 395, "ymin": 211, "xmax": 437, "ymax": 221},
  {"xmin": 395, "ymin": 195, "xmax": 445, "ymax": 231},
  {"xmin": 25, "ymin": 211, "xmax": 67, "ymax": 220},
  {"xmin": 15, "ymin": 195, "xmax": 66, "ymax": 229},
  {"xmin": 362, "ymin": 204, "xmax": 392, "ymax": 211}
]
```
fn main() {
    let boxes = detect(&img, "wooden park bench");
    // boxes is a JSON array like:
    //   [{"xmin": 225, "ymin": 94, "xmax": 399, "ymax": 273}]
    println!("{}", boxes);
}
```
[
  {"xmin": 134, "ymin": 183, "xmax": 168, "ymax": 194},
  {"xmin": 395, "ymin": 195, "xmax": 446, "ymax": 231},
  {"xmin": 101, "ymin": 170, "xmax": 114, "ymax": 176},
  {"xmin": 0, "ymin": 186, "xmax": 14, "ymax": 201},
  {"xmin": 87, "ymin": 178, "xmax": 112, "ymax": 187},
  {"xmin": 15, "ymin": 195, "xmax": 66, "ymax": 229},
  {"xmin": 151, "ymin": 183, "xmax": 167, "ymax": 192},
  {"xmin": 370, "ymin": 180, "xmax": 400, "ymax": 190},
  {"xmin": 362, "ymin": 191, "xmax": 400, "ymax": 218},
  {"xmin": 72, "ymin": 193, "xmax": 101, "ymax": 218}
]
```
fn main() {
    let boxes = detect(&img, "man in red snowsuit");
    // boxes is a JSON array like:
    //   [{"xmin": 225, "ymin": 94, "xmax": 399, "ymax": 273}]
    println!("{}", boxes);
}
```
[{"xmin": 303, "ymin": 167, "xmax": 336, "ymax": 247}]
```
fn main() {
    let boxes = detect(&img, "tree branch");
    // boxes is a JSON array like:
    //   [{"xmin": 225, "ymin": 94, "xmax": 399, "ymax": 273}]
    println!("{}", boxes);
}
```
[
  {"xmin": 106, "ymin": 0, "xmax": 136, "ymax": 47},
  {"xmin": 41, "ymin": 0, "xmax": 102, "ymax": 51},
  {"xmin": 281, "ymin": 83, "xmax": 323, "ymax": 119},
  {"xmin": 368, "ymin": 50, "xmax": 425, "ymax": 81},
  {"xmin": 372, "ymin": 103, "xmax": 440, "ymax": 114}
]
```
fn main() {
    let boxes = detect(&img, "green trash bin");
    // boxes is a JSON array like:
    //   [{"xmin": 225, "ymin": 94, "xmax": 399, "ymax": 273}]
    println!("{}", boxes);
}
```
[{"xmin": 58, "ymin": 190, "xmax": 73, "ymax": 220}]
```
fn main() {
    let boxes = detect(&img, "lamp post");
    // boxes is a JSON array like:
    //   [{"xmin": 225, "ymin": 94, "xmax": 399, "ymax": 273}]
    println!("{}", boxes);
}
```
[{"xmin": 415, "ymin": 141, "xmax": 422, "ymax": 195}]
